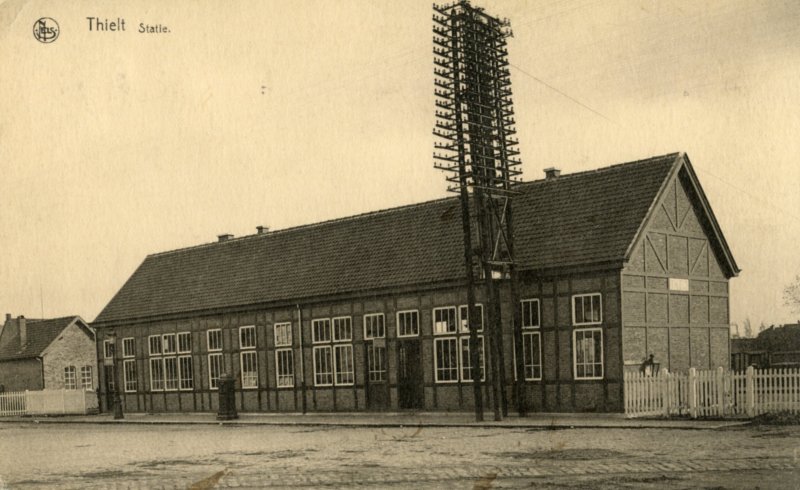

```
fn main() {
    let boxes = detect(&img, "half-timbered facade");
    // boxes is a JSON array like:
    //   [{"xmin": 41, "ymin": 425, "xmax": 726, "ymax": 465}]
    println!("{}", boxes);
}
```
[{"xmin": 92, "ymin": 153, "xmax": 738, "ymax": 413}]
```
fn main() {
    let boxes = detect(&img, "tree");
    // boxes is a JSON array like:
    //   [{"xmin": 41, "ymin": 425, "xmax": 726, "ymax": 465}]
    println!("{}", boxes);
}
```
[
  {"xmin": 742, "ymin": 318, "xmax": 754, "ymax": 338},
  {"xmin": 784, "ymin": 275, "xmax": 800, "ymax": 314}
]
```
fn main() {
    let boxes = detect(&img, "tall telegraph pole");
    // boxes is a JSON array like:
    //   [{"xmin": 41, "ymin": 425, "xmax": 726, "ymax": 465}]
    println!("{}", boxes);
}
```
[{"xmin": 433, "ymin": 1, "xmax": 527, "ymax": 421}]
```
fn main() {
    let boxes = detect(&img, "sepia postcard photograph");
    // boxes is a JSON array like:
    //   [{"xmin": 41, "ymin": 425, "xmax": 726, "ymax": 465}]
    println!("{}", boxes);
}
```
[{"xmin": 1, "ymin": 0, "xmax": 799, "ymax": 488}]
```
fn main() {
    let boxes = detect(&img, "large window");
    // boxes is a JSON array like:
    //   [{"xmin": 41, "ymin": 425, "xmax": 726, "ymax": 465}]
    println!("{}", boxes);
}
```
[
  {"xmin": 149, "ymin": 332, "xmax": 192, "ymax": 392},
  {"xmin": 207, "ymin": 329, "xmax": 222, "ymax": 390},
  {"xmin": 239, "ymin": 326, "xmax": 258, "ymax": 389},
  {"xmin": 397, "ymin": 310, "xmax": 419, "ymax": 337},
  {"xmin": 80, "ymin": 366, "xmax": 93, "ymax": 390},
  {"xmin": 274, "ymin": 323, "xmax": 294, "ymax": 388},
  {"xmin": 573, "ymin": 293, "xmax": 602, "ymax": 325},
  {"xmin": 364, "ymin": 313, "xmax": 386, "ymax": 382},
  {"xmin": 122, "ymin": 336, "xmax": 137, "ymax": 392},
  {"xmin": 312, "ymin": 317, "xmax": 354, "ymax": 387},
  {"xmin": 520, "ymin": 299, "xmax": 542, "ymax": 381},
  {"xmin": 433, "ymin": 305, "xmax": 484, "ymax": 383},
  {"xmin": 574, "ymin": 328, "xmax": 603, "ymax": 379},
  {"xmin": 64, "ymin": 366, "xmax": 77, "ymax": 390}
]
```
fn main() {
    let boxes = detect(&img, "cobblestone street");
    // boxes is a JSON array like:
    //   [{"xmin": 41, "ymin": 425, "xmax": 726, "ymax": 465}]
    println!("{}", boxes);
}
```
[{"xmin": 1, "ymin": 422, "xmax": 798, "ymax": 489}]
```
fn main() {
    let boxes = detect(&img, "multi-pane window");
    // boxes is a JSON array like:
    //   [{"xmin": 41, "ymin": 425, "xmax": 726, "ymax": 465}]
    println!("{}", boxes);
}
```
[
  {"xmin": 433, "ymin": 305, "xmax": 484, "ymax": 383},
  {"xmin": 122, "ymin": 338, "xmax": 135, "ymax": 358},
  {"xmin": 150, "ymin": 332, "xmax": 192, "ymax": 391},
  {"xmin": 433, "ymin": 307, "xmax": 457, "ymax": 334},
  {"xmin": 519, "ymin": 299, "xmax": 542, "ymax": 380},
  {"xmin": 123, "ymin": 359, "xmax": 137, "ymax": 393},
  {"xmin": 80, "ymin": 366, "xmax": 93, "ymax": 390},
  {"xmin": 521, "ymin": 299, "xmax": 540, "ymax": 328},
  {"xmin": 458, "ymin": 305, "xmax": 484, "ymax": 332},
  {"xmin": 274, "ymin": 322, "xmax": 293, "ymax": 388},
  {"xmin": 312, "ymin": 317, "xmax": 354, "ymax": 386},
  {"xmin": 207, "ymin": 329, "xmax": 222, "ymax": 390},
  {"xmin": 397, "ymin": 310, "xmax": 419, "ymax": 337},
  {"xmin": 274, "ymin": 322, "xmax": 292, "ymax": 347},
  {"xmin": 573, "ymin": 293, "xmax": 602, "ymax": 325},
  {"xmin": 104, "ymin": 340, "xmax": 114, "ymax": 359},
  {"xmin": 64, "ymin": 366, "xmax": 77, "ymax": 390},
  {"xmin": 364, "ymin": 313, "xmax": 386, "ymax": 382},
  {"xmin": 574, "ymin": 328, "xmax": 603, "ymax": 379},
  {"xmin": 276, "ymin": 349, "xmax": 294, "ymax": 388},
  {"xmin": 363, "ymin": 313, "xmax": 385, "ymax": 339},
  {"xmin": 239, "ymin": 326, "xmax": 257, "ymax": 389}
]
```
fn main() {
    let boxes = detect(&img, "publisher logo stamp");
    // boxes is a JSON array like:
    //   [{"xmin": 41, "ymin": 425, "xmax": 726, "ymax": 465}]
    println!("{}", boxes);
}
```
[{"xmin": 33, "ymin": 17, "xmax": 59, "ymax": 43}]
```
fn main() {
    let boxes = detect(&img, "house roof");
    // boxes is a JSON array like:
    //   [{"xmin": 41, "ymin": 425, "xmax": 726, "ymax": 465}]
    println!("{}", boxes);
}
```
[
  {"xmin": 94, "ymin": 152, "xmax": 736, "ymax": 325},
  {"xmin": 0, "ymin": 316, "xmax": 90, "ymax": 361}
]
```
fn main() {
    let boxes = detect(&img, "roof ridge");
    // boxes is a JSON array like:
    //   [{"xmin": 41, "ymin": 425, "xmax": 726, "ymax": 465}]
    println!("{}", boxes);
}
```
[{"xmin": 146, "ymin": 152, "xmax": 681, "ymax": 259}]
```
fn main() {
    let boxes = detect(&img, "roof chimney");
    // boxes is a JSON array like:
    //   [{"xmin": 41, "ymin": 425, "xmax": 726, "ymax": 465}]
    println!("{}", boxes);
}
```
[
  {"xmin": 256, "ymin": 226, "xmax": 269, "ymax": 235},
  {"xmin": 18, "ymin": 315, "xmax": 27, "ymax": 347},
  {"xmin": 5, "ymin": 313, "xmax": 10, "ymax": 323},
  {"xmin": 544, "ymin": 167, "xmax": 561, "ymax": 180},
  {"xmin": 217, "ymin": 234, "xmax": 233, "ymax": 242}
]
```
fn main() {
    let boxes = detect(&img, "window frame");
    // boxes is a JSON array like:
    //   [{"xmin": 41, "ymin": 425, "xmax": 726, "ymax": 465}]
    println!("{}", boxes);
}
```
[
  {"xmin": 149, "ymin": 357, "xmax": 165, "ymax": 391},
  {"xmin": 148, "ymin": 335, "xmax": 163, "ymax": 356},
  {"xmin": 433, "ymin": 306, "xmax": 458, "ymax": 335},
  {"xmin": 274, "ymin": 322, "xmax": 292, "ymax": 347},
  {"xmin": 239, "ymin": 325, "xmax": 257, "ymax": 350},
  {"xmin": 103, "ymin": 339, "xmax": 114, "ymax": 359},
  {"xmin": 521, "ymin": 298, "xmax": 541, "ymax": 329},
  {"xmin": 239, "ymin": 350, "xmax": 258, "ymax": 389},
  {"xmin": 573, "ymin": 327, "xmax": 604, "ymax": 380},
  {"xmin": 332, "ymin": 316, "xmax": 352, "ymax": 342},
  {"xmin": 458, "ymin": 304, "xmax": 484, "ymax": 333},
  {"xmin": 572, "ymin": 293, "xmax": 603, "ymax": 326},
  {"xmin": 313, "ymin": 345, "xmax": 333, "ymax": 387},
  {"xmin": 177, "ymin": 332, "xmax": 192, "ymax": 354},
  {"xmin": 178, "ymin": 355, "xmax": 193, "ymax": 391},
  {"xmin": 123, "ymin": 359, "xmax": 137, "ymax": 393},
  {"xmin": 207, "ymin": 329, "xmax": 222, "ymax": 352},
  {"xmin": 64, "ymin": 366, "xmax": 77, "ymax": 390},
  {"xmin": 521, "ymin": 331, "xmax": 542, "ymax": 381},
  {"xmin": 363, "ymin": 313, "xmax": 385, "ymax": 340},
  {"xmin": 396, "ymin": 310, "xmax": 420, "ymax": 338},
  {"xmin": 162, "ymin": 333, "xmax": 177, "ymax": 355},
  {"xmin": 433, "ymin": 337, "xmax": 459, "ymax": 383},
  {"xmin": 275, "ymin": 348, "xmax": 294, "ymax": 388},
  {"xmin": 122, "ymin": 337, "xmax": 135, "ymax": 358},
  {"xmin": 208, "ymin": 352, "xmax": 223, "ymax": 390},
  {"xmin": 312, "ymin": 319, "xmax": 332, "ymax": 344},
  {"xmin": 459, "ymin": 335, "xmax": 486, "ymax": 382},
  {"xmin": 80, "ymin": 365, "xmax": 93, "ymax": 390}
]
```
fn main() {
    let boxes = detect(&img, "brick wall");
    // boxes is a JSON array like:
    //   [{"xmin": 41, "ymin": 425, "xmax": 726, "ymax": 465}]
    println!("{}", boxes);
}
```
[{"xmin": 42, "ymin": 322, "xmax": 98, "ymax": 390}]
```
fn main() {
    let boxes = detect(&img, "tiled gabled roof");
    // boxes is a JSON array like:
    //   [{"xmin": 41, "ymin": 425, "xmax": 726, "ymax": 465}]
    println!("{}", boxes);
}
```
[
  {"xmin": 94, "ymin": 153, "xmax": 686, "ymax": 324},
  {"xmin": 0, "ymin": 316, "xmax": 88, "ymax": 361}
]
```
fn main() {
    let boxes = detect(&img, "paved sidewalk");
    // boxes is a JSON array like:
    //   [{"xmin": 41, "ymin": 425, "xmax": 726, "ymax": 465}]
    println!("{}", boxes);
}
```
[{"xmin": 0, "ymin": 410, "xmax": 748, "ymax": 429}]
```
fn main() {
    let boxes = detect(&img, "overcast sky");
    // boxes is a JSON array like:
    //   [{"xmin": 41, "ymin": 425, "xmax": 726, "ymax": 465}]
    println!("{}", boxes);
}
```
[{"xmin": 2, "ymin": 0, "xmax": 799, "ymax": 331}]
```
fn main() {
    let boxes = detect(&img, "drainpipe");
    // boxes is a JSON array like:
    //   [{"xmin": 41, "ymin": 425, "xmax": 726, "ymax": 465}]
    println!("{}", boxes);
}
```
[{"xmin": 297, "ymin": 304, "xmax": 307, "ymax": 414}]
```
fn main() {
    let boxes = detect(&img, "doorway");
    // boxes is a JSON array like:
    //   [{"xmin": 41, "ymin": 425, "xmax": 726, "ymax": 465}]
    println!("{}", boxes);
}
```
[{"xmin": 397, "ymin": 339, "xmax": 424, "ymax": 409}]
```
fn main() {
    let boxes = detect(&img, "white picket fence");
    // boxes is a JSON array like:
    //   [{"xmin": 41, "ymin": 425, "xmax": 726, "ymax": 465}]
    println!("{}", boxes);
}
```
[
  {"xmin": 625, "ymin": 366, "xmax": 800, "ymax": 418},
  {"xmin": 0, "ymin": 390, "xmax": 98, "ymax": 417}
]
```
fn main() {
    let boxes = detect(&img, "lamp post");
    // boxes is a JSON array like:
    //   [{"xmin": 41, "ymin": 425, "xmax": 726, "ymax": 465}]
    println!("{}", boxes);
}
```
[{"xmin": 107, "ymin": 331, "xmax": 124, "ymax": 419}]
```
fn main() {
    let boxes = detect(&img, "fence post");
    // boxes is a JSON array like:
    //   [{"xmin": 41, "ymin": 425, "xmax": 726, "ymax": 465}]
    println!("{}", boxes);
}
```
[
  {"xmin": 688, "ymin": 368, "xmax": 697, "ymax": 419},
  {"xmin": 745, "ymin": 366, "xmax": 755, "ymax": 417}
]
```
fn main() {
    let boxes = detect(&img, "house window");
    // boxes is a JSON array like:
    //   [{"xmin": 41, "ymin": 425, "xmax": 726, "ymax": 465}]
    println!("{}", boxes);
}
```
[
  {"xmin": 274, "ymin": 322, "xmax": 292, "ymax": 347},
  {"xmin": 574, "ymin": 328, "xmax": 603, "ymax": 379},
  {"xmin": 273, "ymin": 322, "xmax": 294, "ymax": 388},
  {"xmin": 179, "ymin": 356, "xmax": 193, "ymax": 390},
  {"xmin": 208, "ymin": 353, "xmax": 223, "ymax": 390},
  {"xmin": 275, "ymin": 349, "xmax": 294, "ymax": 388},
  {"xmin": 150, "ymin": 357, "xmax": 164, "ymax": 391},
  {"xmin": 434, "ymin": 306, "xmax": 484, "ymax": 383},
  {"xmin": 164, "ymin": 357, "xmax": 179, "ymax": 391},
  {"xmin": 573, "ymin": 293, "xmax": 602, "ymax": 325},
  {"xmin": 458, "ymin": 304, "xmax": 484, "ymax": 332},
  {"xmin": 149, "ymin": 335, "xmax": 162, "ymax": 356},
  {"xmin": 123, "ymin": 360, "xmax": 137, "ymax": 393},
  {"xmin": 363, "ymin": 313, "xmax": 385, "ymax": 339},
  {"xmin": 177, "ymin": 332, "xmax": 192, "ymax": 353},
  {"xmin": 397, "ymin": 310, "xmax": 419, "ymax": 337},
  {"xmin": 162, "ymin": 333, "xmax": 177, "ymax": 355},
  {"xmin": 433, "ymin": 307, "xmax": 457, "ymax": 334},
  {"xmin": 122, "ymin": 338, "xmax": 135, "ymax": 358},
  {"xmin": 207, "ymin": 329, "xmax": 223, "ymax": 390},
  {"xmin": 64, "ymin": 366, "xmax": 77, "ymax": 390},
  {"xmin": 80, "ymin": 366, "xmax": 93, "ymax": 390},
  {"xmin": 207, "ymin": 329, "xmax": 222, "ymax": 352},
  {"xmin": 312, "ymin": 317, "xmax": 353, "ymax": 386},
  {"xmin": 521, "ymin": 299, "xmax": 540, "ymax": 328},
  {"xmin": 364, "ymin": 313, "xmax": 386, "ymax": 382},
  {"xmin": 239, "ymin": 326, "xmax": 257, "ymax": 388},
  {"xmin": 522, "ymin": 332, "xmax": 542, "ymax": 380},
  {"xmin": 669, "ymin": 277, "xmax": 689, "ymax": 291},
  {"xmin": 103, "ymin": 340, "xmax": 114, "ymax": 359}
]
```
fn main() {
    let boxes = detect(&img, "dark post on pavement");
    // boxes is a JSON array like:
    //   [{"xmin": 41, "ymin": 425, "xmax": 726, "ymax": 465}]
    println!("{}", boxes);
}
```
[
  {"xmin": 216, "ymin": 373, "xmax": 238, "ymax": 420},
  {"xmin": 107, "ymin": 331, "xmax": 124, "ymax": 420}
]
